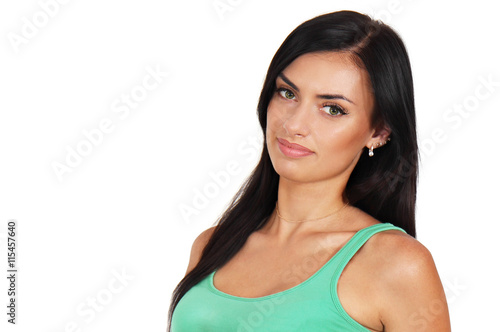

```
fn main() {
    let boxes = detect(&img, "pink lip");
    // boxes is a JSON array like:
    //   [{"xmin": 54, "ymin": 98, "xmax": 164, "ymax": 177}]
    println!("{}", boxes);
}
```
[{"xmin": 277, "ymin": 138, "xmax": 314, "ymax": 158}]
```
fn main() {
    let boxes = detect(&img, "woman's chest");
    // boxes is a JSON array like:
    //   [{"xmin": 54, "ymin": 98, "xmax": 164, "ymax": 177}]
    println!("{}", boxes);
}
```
[
  {"xmin": 213, "ymin": 232, "xmax": 349, "ymax": 297},
  {"xmin": 210, "ymin": 231, "xmax": 383, "ymax": 331}
]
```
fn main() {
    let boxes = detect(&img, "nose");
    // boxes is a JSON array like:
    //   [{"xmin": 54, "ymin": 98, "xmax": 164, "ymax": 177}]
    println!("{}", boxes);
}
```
[{"xmin": 282, "ymin": 102, "xmax": 311, "ymax": 137}]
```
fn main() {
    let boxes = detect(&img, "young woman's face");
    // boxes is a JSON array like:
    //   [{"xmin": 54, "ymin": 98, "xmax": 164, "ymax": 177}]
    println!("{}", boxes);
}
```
[{"xmin": 266, "ymin": 51, "xmax": 381, "ymax": 184}]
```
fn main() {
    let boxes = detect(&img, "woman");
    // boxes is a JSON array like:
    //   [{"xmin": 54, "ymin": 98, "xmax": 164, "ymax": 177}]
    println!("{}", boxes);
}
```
[{"xmin": 168, "ymin": 10, "xmax": 451, "ymax": 331}]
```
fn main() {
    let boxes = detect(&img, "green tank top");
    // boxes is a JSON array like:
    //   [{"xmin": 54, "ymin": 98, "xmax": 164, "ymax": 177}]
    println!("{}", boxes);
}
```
[{"xmin": 171, "ymin": 223, "xmax": 406, "ymax": 331}]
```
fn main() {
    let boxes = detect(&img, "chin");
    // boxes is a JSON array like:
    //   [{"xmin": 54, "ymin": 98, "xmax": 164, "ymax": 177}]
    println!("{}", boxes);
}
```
[{"xmin": 270, "ymin": 159, "xmax": 317, "ymax": 184}]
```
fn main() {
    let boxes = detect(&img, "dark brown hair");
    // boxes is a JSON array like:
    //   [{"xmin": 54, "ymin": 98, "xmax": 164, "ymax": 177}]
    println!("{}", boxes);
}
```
[{"xmin": 168, "ymin": 10, "xmax": 417, "ymax": 330}]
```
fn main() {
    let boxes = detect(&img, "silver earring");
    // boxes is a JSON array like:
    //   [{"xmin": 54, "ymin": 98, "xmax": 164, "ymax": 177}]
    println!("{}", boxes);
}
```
[{"xmin": 368, "ymin": 145, "xmax": 374, "ymax": 157}]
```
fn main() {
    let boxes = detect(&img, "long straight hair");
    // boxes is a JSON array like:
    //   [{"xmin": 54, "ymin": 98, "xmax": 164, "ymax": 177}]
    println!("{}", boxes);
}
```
[{"xmin": 168, "ymin": 10, "xmax": 418, "ymax": 329}]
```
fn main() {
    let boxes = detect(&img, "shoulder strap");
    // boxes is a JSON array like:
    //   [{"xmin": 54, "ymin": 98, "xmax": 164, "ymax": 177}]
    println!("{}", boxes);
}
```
[
  {"xmin": 332, "ymin": 223, "xmax": 406, "ymax": 280},
  {"xmin": 327, "ymin": 223, "xmax": 406, "ymax": 331}
]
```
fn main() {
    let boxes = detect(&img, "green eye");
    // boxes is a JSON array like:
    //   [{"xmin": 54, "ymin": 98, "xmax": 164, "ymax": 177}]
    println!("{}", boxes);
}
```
[
  {"xmin": 323, "ymin": 105, "xmax": 346, "ymax": 116},
  {"xmin": 284, "ymin": 90, "xmax": 295, "ymax": 99},
  {"xmin": 278, "ymin": 88, "xmax": 295, "ymax": 100}
]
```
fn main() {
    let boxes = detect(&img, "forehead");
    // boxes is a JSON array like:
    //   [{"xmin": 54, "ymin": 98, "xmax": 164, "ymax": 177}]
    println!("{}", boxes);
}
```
[{"xmin": 279, "ymin": 52, "xmax": 373, "ymax": 100}]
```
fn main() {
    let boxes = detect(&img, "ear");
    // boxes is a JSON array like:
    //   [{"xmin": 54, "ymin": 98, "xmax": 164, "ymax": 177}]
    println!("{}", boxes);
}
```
[{"xmin": 365, "ymin": 124, "xmax": 392, "ymax": 150}]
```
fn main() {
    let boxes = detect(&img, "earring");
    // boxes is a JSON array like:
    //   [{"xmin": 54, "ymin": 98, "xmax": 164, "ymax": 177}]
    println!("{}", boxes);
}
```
[
  {"xmin": 369, "ymin": 137, "xmax": 391, "ymax": 157},
  {"xmin": 377, "ymin": 137, "xmax": 391, "ymax": 147}
]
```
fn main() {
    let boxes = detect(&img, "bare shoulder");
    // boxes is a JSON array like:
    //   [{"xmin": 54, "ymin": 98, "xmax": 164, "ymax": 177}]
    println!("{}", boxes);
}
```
[
  {"xmin": 368, "ymin": 227, "xmax": 426, "ymax": 256},
  {"xmin": 362, "ymin": 228, "xmax": 451, "ymax": 331},
  {"xmin": 367, "ymin": 229, "xmax": 435, "ymax": 279},
  {"xmin": 348, "ymin": 208, "xmax": 437, "ymax": 277},
  {"xmin": 185, "ymin": 226, "xmax": 216, "ymax": 275}
]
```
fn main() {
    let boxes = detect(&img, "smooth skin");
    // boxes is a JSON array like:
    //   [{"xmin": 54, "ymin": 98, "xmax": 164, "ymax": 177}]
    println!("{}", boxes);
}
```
[{"xmin": 186, "ymin": 52, "xmax": 451, "ymax": 331}]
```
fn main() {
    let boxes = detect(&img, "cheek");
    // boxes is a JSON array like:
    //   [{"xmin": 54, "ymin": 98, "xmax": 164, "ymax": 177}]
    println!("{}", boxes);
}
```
[
  {"xmin": 266, "ymin": 101, "xmax": 284, "ymax": 135},
  {"xmin": 316, "ymin": 119, "xmax": 371, "ymax": 161}
]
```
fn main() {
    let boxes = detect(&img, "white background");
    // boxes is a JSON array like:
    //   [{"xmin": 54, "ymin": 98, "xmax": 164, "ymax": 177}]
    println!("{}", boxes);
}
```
[{"xmin": 1, "ymin": 0, "xmax": 499, "ymax": 331}]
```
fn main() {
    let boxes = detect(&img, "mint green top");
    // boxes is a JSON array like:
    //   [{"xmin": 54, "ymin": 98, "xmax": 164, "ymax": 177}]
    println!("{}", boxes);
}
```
[{"xmin": 171, "ymin": 223, "xmax": 406, "ymax": 331}]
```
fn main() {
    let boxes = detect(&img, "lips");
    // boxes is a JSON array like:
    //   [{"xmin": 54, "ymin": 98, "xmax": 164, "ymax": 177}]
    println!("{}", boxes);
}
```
[{"xmin": 277, "ymin": 138, "xmax": 314, "ymax": 158}]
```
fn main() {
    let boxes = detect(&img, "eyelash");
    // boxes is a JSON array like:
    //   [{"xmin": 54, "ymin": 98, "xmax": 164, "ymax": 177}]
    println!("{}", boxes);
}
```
[{"xmin": 275, "ymin": 87, "xmax": 348, "ymax": 117}]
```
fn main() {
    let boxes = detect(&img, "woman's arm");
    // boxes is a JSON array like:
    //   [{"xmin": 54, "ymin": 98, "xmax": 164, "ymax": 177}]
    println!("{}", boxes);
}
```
[
  {"xmin": 376, "ymin": 235, "xmax": 451, "ymax": 331},
  {"xmin": 185, "ymin": 227, "xmax": 216, "ymax": 275}
]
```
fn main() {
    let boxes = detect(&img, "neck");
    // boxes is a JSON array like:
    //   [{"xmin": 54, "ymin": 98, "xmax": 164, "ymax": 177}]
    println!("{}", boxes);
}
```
[
  {"xmin": 279, "ymin": 176, "xmax": 346, "ymax": 216},
  {"xmin": 263, "ymin": 176, "xmax": 350, "ymax": 239}
]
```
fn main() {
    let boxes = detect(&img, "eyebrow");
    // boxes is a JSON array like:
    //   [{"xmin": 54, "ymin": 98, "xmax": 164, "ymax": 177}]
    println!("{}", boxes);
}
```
[{"xmin": 278, "ymin": 73, "xmax": 355, "ymax": 105}]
